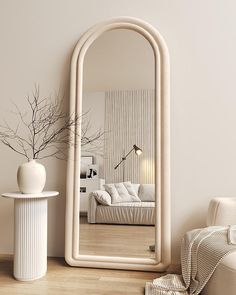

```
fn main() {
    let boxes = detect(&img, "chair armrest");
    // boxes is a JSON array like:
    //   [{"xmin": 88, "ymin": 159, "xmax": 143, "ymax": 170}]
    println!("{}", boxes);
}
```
[{"xmin": 207, "ymin": 197, "xmax": 236, "ymax": 226}]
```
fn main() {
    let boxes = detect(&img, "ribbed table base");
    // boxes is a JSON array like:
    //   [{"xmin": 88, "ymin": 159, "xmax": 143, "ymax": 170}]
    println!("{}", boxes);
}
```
[{"xmin": 14, "ymin": 198, "xmax": 47, "ymax": 281}]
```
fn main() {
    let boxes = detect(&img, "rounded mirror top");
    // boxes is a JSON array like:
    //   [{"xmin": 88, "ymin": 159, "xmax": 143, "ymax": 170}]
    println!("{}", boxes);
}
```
[{"xmin": 83, "ymin": 29, "xmax": 154, "ymax": 92}]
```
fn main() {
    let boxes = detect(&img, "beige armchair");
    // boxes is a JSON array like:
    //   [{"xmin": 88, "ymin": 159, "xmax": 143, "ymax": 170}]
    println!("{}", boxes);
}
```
[{"xmin": 202, "ymin": 197, "xmax": 236, "ymax": 295}]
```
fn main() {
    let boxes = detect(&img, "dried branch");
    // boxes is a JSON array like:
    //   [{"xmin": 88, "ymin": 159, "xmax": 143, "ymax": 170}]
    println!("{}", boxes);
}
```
[{"xmin": 0, "ymin": 86, "xmax": 104, "ymax": 160}]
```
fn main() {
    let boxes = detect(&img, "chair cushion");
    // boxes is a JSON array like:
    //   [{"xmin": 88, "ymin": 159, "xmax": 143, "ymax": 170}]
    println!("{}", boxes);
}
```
[
  {"xmin": 202, "ymin": 252, "xmax": 236, "ymax": 295},
  {"xmin": 109, "ymin": 201, "xmax": 155, "ymax": 208}
]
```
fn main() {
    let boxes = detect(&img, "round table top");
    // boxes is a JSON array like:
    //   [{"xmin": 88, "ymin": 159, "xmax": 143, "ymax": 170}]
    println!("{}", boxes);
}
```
[{"xmin": 1, "ymin": 191, "xmax": 59, "ymax": 199}]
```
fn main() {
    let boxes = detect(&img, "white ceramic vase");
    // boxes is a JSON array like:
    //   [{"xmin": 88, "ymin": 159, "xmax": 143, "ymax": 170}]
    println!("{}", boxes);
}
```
[{"xmin": 17, "ymin": 160, "xmax": 46, "ymax": 194}]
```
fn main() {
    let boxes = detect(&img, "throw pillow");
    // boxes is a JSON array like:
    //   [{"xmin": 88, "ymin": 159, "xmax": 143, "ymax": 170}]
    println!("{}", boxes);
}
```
[
  {"xmin": 138, "ymin": 184, "xmax": 155, "ymax": 202},
  {"xmin": 93, "ymin": 190, "xmax": 112, "ymax": 206},
  {"xmin": 131, "ymin": 183, "xmax": 140, "ymax": 195},
  {"xmin": 104, "ymin": 182, "xmax": 141, "ymax": 203},
  {"xmin": 123, "ymin": 181, "xmax": 141, "ymax": 202},
  {"xmin": 104, "ymin": 183, "xmax": 129, "ymax": 203}
]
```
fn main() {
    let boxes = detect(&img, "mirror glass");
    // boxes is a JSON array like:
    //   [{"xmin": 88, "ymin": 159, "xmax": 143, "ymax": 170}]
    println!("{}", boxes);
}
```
[{"xmin": 79, "ymin": 29, "xmax": 156, "ymax": 258}]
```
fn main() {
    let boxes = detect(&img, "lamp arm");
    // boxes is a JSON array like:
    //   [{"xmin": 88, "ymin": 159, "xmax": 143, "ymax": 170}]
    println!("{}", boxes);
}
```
[
  {"xmin": 114, "ymin": 147, "xmax": 135, "ymax": 170},
  {"xmin": 123, "ymin": 147, "xmax": 135, "ymax": 159},
  {"xmin": 114, "ymin": 159, "xmax": 124, "ymax": 170}
]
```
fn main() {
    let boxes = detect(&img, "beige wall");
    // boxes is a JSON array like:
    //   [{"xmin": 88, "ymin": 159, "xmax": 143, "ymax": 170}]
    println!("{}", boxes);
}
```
[
  {"xmin": 0, "ymin": 0, "xmax": 236, "ymax": 263},
  {"xmin": 83, "ymin": 29, "xmax": 154, "ymax": 91}
]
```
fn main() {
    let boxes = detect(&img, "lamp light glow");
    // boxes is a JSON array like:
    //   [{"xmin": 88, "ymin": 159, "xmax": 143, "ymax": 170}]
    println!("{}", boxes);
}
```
[{"xmin": 133, "ymin": 144, "xmax": 142, "ymax": 156}]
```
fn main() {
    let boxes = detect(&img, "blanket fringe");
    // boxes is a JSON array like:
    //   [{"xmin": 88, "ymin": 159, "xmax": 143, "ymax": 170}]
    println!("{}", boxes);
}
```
[{"xmin": 145, "ymin": 274, "xmax": 189, "ymax": 295}]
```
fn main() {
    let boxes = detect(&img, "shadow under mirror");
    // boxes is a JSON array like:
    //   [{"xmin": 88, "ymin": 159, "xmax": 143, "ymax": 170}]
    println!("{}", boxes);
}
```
[{"xmin": 79, "ymin": 29, "xmax": 156, "ymax": 259}]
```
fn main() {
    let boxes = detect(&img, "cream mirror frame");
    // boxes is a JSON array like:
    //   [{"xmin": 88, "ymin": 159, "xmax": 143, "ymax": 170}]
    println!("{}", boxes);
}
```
[{"xmin": 65, "ymin": 17, "xmax": 170, "ymax": 271}]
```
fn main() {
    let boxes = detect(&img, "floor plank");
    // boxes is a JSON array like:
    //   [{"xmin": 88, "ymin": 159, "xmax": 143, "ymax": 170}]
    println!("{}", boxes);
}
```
[
  {"xmin": 80, "ymin": 216, "xmax": 155, "ymax": 258},
  {"xmin": 0, "ymin": 255, "xmax": 180, "ymax": 295}
]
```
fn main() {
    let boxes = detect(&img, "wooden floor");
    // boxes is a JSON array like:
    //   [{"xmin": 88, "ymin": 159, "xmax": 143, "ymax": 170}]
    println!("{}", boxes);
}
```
[
  {"xmin": 0, "ymin": 255, "xmax": 180, "ymax": 295},
  {"xmin": 80, "ymin": 217, "xmax": 155, "ymax": 258}
]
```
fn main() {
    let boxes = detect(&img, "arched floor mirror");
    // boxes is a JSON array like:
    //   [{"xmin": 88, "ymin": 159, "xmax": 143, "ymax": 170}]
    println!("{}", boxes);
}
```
[{"xmin": 65, "ymin": 17, "xmax": 170, "ymax": 271}]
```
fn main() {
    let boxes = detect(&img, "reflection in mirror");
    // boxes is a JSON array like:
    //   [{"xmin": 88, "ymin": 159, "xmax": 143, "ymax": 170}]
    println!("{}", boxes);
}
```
[{"xmin": 79, "ymin": 29, "xmax": 156, "ymax": 258}]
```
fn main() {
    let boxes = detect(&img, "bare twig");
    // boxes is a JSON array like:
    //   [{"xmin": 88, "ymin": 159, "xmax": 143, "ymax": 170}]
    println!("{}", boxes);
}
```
[{"xmin": 0, "ymin": 86, "xmax": 104, "ymax": 160}]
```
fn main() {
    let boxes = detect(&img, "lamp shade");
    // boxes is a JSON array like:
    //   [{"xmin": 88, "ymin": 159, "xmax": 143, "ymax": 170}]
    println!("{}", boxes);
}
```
[{"xmin": 133, "ymin": 144, "xmax": 142, "ymax": 156}]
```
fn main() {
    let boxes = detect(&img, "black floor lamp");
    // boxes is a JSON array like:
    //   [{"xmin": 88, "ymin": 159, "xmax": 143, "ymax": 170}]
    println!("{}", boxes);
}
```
[{"xmin": 114, "ymin": 144, "xmax": 143, "ymax": 181}]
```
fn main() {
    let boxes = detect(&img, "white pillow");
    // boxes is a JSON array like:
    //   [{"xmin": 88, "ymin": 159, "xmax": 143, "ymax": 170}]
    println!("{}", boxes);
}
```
[
  {"xmin": 104, "ymin": 183, "xmax": 129, "ymax": 203},
  {"xmin": 123, "ymin": 181, "xmax": 140, "ymax": 202},
  {"xmin": 138, "ymin": 184, "xmax": 155, "ymax": 202},
  {"xmin": 132, "ymin": 183, "xmax": 140, "ymax": 195},
  {"xmin": 104, "ymin": 182, "xmax": 141, "ymax": 204},
  {"xmin": 93, "ymin": 190, "xmax": 112, "ymax": 205}
]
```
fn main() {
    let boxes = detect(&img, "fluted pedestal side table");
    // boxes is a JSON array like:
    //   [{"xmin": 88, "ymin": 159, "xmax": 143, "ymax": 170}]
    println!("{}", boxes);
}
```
[{"xmin": 1, "ymin": 191, "xmax": 59, "ymax": 281}]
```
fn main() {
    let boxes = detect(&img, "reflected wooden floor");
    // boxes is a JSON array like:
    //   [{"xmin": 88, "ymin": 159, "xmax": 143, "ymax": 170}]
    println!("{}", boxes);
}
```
[
  {"xmin": 0, "ymin": 255, "xmax": 180, "ymax": 295},
  {"xmin": 80, "ymin": 217, "xmax": 155, "ymax": 258}
]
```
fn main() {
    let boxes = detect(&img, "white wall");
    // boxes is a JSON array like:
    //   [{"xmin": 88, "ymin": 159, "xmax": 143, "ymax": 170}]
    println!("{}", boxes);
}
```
[
  {"xmin": 0, "ymin": 0, "xmax": 236, "ymax": 263},
  {"xmin": 82, "ymin": 92, "xmax": 105, "ymax": 177}
]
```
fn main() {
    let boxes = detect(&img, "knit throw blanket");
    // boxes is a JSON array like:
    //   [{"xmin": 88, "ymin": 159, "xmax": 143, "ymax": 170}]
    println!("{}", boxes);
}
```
[{"xmin": 145, "ymin": 226, "xmax": 236, "ymax": 295}]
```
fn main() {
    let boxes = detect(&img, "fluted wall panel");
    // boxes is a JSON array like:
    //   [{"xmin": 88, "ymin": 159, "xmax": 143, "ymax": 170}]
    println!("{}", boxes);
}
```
[
  {"xmin": 104, "ymin": 90, "xmax": 155, "ymax": 184},
  {"xmin": 14, "ymin": 198, "xmax": 47, "ymax": 281}
]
